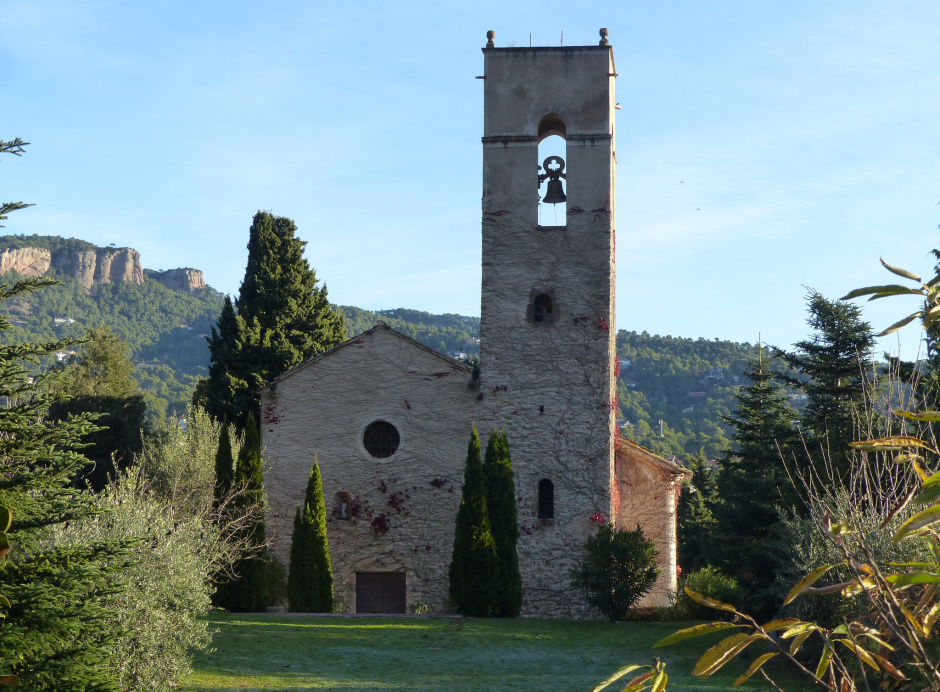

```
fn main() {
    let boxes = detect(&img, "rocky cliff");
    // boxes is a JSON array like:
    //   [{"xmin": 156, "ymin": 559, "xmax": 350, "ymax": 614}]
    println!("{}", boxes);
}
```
[
  {"xmin": 0, "ymin": 242, "xmax": 204, "ymax": 292},
  {"xmin": 0, "ymin": 248, "xmax": 52, "ymax": 277},
  {"xmin": 150, "ymin": 268, "xmax": 206, "ymax": 292},
  {"xmin": 46, "ymin": 247, "xmax": 144, "ymax": 290}
]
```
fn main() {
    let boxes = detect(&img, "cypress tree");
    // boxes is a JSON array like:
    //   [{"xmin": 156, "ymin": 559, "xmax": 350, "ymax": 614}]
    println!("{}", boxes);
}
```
[
  {"xmin": 213, "ymin": 423, "xmax": 235, "ymax": 508},
  {"xmin": 197, "ymin": 212, "xmax": 347, "ymax": 432},
  {"xmin": 287, "ymin": 457, "xmax": 333, "ymax": 612},
  {"xmin": 217, "ymin": 412, "xmax": 268, "ymax": 611},
  {"xmin": 449, "ymin": 426, "xmax": 500, "ymax": 616},
  {"xmin": 483, "ymin": 429, "xmax": 522, "ymax": 617}
]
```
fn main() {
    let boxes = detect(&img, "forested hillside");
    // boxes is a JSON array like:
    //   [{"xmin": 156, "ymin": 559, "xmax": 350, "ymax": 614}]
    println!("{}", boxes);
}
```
[
  {"xmin": 617, "ymin": 331, "xmax": 768, "ymax": 460},
  {"xmin": 337, "ymin": 305, "xmax": 480, "ymax": 357},
  {"xmin": 0, "ymin": 269, "xmax": 224, "ymax": 421}
]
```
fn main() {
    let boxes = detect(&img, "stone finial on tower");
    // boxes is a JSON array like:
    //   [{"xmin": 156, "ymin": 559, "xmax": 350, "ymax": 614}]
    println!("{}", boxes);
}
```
[
  {"xmin": 599, "ymin": 27, "xmax": 609, "ymax": 46},
  {"xmin": 486, "ymin": 30, "xmax": 495, "ymax": 48}
]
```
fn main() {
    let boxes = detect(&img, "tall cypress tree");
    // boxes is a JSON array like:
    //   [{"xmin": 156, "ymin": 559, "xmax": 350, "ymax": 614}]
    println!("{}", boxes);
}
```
[
  {"xmin": 196, "ymin": 212, "xmax": 347, "ymax": 432},
  {"xmin": 483, "ymin": 429, "xmax": 521, "ymax": 617},
  {"xmin": 213, "ymin": 423, "xmax": 234, "ymax": 508},
  {"xmin": 287, "ymin": 457, "xmax": 333, "ymax": 613},
  {"xmin": 217, "ymin": 412, "xmax": 268, "ymax": 611},
  {"xmin": 449, "ymin": 426, "xmax": 500, "ymax": 617}
]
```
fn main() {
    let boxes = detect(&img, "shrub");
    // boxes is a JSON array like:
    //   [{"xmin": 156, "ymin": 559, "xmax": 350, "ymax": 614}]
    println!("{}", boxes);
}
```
[
  {"xmin": 47, "ymin": 407, "xmax": 257, "ymax": 690},
  {"xmin": 674, "ymin": 567, "xmax": 741, "ymax": 620},
  {"xmin": 571, "ymin": 523, "xmax": 659, "ymax": 622}
]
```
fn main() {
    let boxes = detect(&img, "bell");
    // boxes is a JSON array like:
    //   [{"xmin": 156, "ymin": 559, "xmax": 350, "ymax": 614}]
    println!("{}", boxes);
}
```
[{"xmin": 542, "ymin": 179, "xmax": 566, "ymax": 205}]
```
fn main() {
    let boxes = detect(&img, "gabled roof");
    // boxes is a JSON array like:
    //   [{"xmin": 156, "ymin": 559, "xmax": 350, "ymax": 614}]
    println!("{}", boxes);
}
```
[
  {"xmin": 259, "ymin": 322, "xmax": 474, "ymax": 390},
  {"xmin": 616, "ymin": 438, "xmax": 692, "ymax": 480}
]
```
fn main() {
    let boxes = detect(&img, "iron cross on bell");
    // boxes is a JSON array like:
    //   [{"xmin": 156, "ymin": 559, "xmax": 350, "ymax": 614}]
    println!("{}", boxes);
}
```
[{"xmin": 538, "ymin": 155, "xmax": 567, "ymax": 204}]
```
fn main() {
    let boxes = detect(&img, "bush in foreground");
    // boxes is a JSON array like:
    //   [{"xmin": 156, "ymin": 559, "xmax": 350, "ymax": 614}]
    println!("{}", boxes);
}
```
[{"xmin": 571, "ymin": 523, "xmax": 659, "ymax": 622}]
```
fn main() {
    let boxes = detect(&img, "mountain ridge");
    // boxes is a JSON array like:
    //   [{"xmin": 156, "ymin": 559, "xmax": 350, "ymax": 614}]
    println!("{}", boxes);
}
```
[{"xmin": 0, "ymin": 235, "xmax": 205, "ymax": 292}]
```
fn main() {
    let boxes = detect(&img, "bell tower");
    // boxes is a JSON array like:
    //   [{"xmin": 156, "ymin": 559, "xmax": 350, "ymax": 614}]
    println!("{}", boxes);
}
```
[{"xmin": 479, "ymin": 29, "xmax": 618, "ymax": 616}]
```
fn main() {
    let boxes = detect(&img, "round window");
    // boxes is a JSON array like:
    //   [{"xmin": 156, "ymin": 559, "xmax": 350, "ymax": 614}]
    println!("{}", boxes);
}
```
[{"xmin": 363, "ymin": 421, "xmax": 400, "ymax": 459}]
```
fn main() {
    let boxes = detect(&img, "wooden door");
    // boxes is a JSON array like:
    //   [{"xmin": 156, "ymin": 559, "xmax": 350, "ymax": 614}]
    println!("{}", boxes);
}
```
[{"xmin": 356, "ymin": 572, "xmax": 406, "ymax": 614}]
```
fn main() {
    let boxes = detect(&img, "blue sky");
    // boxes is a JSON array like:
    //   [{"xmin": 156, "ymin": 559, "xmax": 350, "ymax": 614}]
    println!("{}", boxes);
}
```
[{"xmin": 3, "ymin": 1, "xmax": 939, "ymax": 359}]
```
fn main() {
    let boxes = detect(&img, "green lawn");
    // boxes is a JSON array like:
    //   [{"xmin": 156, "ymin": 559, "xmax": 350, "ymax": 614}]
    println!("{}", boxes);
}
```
[{"xmin": 181, "ymin": 613, "xmax": 818, "ymax": 691}]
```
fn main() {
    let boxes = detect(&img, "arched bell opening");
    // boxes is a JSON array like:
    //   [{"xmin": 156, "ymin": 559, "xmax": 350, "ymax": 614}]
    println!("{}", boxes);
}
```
[{"xmin": 537, "ymin": 114, "xmax": 567, "ymax": 227}]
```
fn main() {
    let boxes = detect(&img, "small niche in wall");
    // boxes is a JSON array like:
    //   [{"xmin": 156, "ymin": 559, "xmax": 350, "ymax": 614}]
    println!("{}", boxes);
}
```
[
  {"xmin": 336, "ymin": 491, "xmax": 351, "ymax": 520},
  {"xmin": 533, "ymin": 294, "xmax": 553, "ymax": 323},
  {"xmin": 527, "ymin": 289, "xmax": 557, "ymax": 325}
]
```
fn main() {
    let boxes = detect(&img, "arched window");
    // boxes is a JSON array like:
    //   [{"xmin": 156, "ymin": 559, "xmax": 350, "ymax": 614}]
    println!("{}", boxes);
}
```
[
  {"xmin": 533, "ymin": 294, "xmax": 553, "ymax": 323},
  {"xmin": 336, "ymin": 491, "xmax": 351, "ymax": 520},
  {"xmin": 538, "ymin": 478, "xmax": 554, "ymax": 519},
  {"xmin": 363, "ymin": 421, "xmax": 400, "ymax": 458},
  {"xmin": 537, "ymin": 114, "xmax": 567, "ymax": 227}
]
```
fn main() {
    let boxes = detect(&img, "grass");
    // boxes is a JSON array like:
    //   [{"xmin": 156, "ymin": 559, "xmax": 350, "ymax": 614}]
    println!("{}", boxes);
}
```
[{"xmin": 181, "ymin": 613, "xmax": 819, "ymax": 691}]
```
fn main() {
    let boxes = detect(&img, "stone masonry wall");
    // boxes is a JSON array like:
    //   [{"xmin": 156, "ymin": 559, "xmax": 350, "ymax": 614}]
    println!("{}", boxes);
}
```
[
  {"xmin": 261, "ymin": 327, "xmax": 480, "ymax": 612},
  {"xmin": 615, "ymin": 449, "xmax": 683, "ymax": 606},
  {"xmin": 478, "ymin": 46, "xmax": 617, "ymax": 618}
]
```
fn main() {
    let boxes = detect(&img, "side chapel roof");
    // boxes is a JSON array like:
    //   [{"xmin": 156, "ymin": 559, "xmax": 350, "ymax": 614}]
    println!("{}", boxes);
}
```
[
  {"xmin": 615, "ymin": 438, "xmax": 692, "ymax": 480},
  {"xmin": 258, "ymin": 321, "xmax": 474, "ymax": 391}
]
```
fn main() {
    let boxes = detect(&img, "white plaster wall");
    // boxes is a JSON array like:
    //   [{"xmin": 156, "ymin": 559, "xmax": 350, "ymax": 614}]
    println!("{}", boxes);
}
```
[{"xmin": 261, "ymin": 327, "xmax": 480, "ymax": 612}]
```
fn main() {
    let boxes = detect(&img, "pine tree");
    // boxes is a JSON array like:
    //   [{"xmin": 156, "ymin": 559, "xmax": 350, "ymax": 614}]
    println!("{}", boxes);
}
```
[
  {"xmin": 716, "ymin": 346, "xmax": 800, "ymax": 618},
  {"xmin": 287, "ymin": 457, "xmax": 333, "ymax": 612},
  {"xmin": 216, "ymin": 412, "xmax": 268, "ymax": 611},
  {"xmin": 776, "ymin": 291, "xmax": 874, "ymax": 479},
  {"xmin": 482, "ymin": 429, "xmax": 521, "ymax": 617},
  {"xmin": 0, "ymin": 139, "xmax": 131, "ymax": 689},
  {"xmin": 197, "ymin": 212, "xmax": 346, "ymax": 432},
  {"xmin": 449, "ymin": 426, "xmax": 500, "ymax": 617}
]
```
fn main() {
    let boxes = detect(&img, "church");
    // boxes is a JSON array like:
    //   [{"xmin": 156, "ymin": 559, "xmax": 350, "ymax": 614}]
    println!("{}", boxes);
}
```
[{"xmin": 260, "ymin": 29, "xmax": 690, "ymax": 618}]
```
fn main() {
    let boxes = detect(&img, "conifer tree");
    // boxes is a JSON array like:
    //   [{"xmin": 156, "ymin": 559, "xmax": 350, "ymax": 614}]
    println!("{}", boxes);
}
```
[
  {"xmin": 216, "ymin": 412, "xmax": 268, "ymax": 611},
  {"xmin": 449, "ymin": 426, "xmax": 499, "ymax": 617},
  {"xmin": 483, "ymin": 429, "xmax": 521, "ymax": 617},
  {"xmin": 715, "ymin": 346, "xmax": 799, "ymax": 617},
  {"xmin": 213, "ymin": 423, "xmax": 234, "ymax": 508},
  {"xmin": 49, "ymin": 325, "xmax": 147, "ymax": 490},
  {"xmin": 197, "ymin": 212, "xmax": 346, "ymax": 432},
  {"xmin": 0, "ymin": 139, "xmax": 131, "ymax": 688},
  {"xmin": 776, "ymin": 291, "xmax": 874, "ymax": 479},
  {"xmin": 676, "ymin": 453, "xmax": 718, "ymax": 573},
  {"xmin": 287, "ymin": 457, "xmax": 333, "ymax": 612}
]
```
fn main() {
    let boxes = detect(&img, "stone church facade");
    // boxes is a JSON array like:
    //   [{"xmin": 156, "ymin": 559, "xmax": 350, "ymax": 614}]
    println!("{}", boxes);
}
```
[{"xmin": 261, "ymin": 30, "xmax": 689, "ymax": 617}]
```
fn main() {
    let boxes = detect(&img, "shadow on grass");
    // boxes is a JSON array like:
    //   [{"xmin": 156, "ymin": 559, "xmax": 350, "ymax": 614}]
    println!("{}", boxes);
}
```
[{"xmin": 182, "ymin": 613, "xmax": 818, "ymax": 691}]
